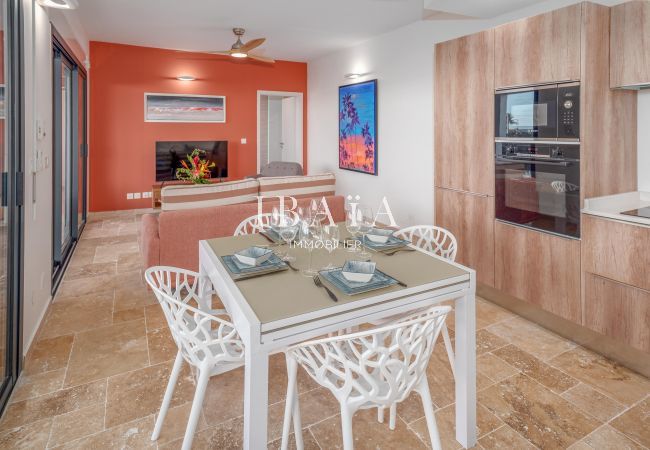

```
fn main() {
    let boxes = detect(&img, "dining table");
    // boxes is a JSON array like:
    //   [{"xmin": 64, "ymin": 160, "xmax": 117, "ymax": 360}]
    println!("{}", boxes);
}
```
[{"xmin": 198, "ymin": 227, "xmax": 477, "ymax": 449}]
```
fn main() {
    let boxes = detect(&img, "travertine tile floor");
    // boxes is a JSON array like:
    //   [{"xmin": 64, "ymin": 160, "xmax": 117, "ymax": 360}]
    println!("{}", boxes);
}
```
[{"xmin": 1, "ymin": 209, "xmax": 649, "ymax": 449}]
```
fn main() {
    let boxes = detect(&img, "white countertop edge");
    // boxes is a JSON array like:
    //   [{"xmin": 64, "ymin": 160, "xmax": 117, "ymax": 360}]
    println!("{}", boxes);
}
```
[{"xmin": 582, "ymin": 191, "xmax": 650, "ymax": 227}]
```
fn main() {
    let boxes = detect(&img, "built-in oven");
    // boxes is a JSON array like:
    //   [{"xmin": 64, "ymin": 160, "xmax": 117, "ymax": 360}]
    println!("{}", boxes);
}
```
[
  {"xmin": 495, "ymin": 82, "xmax": 580, "ymax": 141},
  {"xmin": 495, "ymin": 142, "xmax": 580, "ymax": 238}
]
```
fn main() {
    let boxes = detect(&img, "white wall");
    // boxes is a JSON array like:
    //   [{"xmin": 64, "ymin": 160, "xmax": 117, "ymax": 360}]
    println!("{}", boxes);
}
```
[
  {"xmin": 638, "ymin": 90, "xmax": 650, "ymax": 192},
  {"xmin": 22, "ymin": 0, "xmax": 89, "ymax": 355},
  {"xmin": 308, "ymin": 0, "xmax": 645, "ymax": 226}
]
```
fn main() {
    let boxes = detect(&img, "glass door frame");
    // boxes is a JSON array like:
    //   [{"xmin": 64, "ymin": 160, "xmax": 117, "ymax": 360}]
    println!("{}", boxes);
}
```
[
  {"xmin": 0, "ymin": 0, "xmax": 24, "ymax": 413},
  {"xmin": 51, "ymin": 27, "xmax": 87, "ymax": 288}
]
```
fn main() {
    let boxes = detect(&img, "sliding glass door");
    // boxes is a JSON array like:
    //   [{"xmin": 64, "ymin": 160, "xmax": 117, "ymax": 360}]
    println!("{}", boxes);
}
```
[
  {"xmin": 52, "ymin": 30, "xmax": 87, "ymax": 285},
  {"xmin": 0, "ymin": 0, "xmax": 23, "ymax": 413}
]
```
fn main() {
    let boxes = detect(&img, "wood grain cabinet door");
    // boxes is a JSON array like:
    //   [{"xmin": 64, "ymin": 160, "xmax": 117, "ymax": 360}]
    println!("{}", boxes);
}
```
[
  {"xmin": 495, "ymin": 221, "xmax": 581, "ymax": 323},
  {"xmin": 582, "ymin": 214, "xmax": 650, "ymax": 291},
  {"xmin": 494, "ymin": 3, "xmax": 581, "ymax": 88},
  {"xmin": 584, "ymin": 273, "xmax": 650, "ymax": 353},
  {"xmin": 434, "ymin": 30, "xmax": 494, "ymax": 196},
  {"xmin": 610, "ymin": 0, "xmax": 650, "ymax": 88},
  {"xmin": 435, "ymin": 188, "xmax": 495, "ymax": 287}
]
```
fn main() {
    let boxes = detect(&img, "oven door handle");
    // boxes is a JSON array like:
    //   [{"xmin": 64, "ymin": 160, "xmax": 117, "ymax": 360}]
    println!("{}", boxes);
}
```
[{"xmin": 496, "ymin": 157, "xmax": 573, "ymax": 167}]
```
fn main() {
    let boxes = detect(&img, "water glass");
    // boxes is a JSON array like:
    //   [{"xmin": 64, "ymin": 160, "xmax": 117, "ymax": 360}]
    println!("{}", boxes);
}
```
[
  {"xmin": 300, "ymin": 220, "xmax": 321, "ymax": 277},
  {"xmin": 321, "ymin": 224, "xmax": 340, "ymax": 269}
]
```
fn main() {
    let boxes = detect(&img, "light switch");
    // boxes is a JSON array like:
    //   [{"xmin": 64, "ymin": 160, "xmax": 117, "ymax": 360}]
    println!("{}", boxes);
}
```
[{"xmin": 241, "ymin": 138, "xmax": 247, "ymax": 144}]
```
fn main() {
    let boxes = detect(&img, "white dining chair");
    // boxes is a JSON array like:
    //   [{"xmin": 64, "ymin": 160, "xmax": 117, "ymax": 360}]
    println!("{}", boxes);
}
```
[
  {"xmin": 392, "ymin": 225, "xmax": 457, "ymax": 379},
  {"xmin": 234, "ymin": 213, "xmax": 273, "ymax": 236},
  {"xmin": 281, "ymin": 305, "xmax": 451, "ymax": 450},
  {"xmin": 144, "ymin": 266, "xmax": 245, "ymax": 450}
]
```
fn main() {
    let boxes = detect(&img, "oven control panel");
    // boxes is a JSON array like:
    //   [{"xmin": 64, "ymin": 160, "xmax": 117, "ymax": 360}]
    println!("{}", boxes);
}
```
[{"xmin": 558, "ymin": 84, "xmax": 580, "ymax": 139}]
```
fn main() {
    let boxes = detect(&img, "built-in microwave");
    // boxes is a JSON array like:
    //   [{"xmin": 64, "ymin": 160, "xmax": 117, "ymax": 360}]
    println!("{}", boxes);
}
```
[{"xmin": 495, "ymin": 82, "xmax": 580, "ymax": 141}]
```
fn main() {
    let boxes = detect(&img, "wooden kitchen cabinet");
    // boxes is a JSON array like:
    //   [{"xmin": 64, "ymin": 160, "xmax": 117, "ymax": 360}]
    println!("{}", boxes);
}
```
[
  {"xmin": 610, "ymin": 0, "xmax": 650, "ymax": 88},
  {"xmin": 494, "ymin": 3, "xmax": 581, "ymax": 88},
  {"xmin": 582, "ymin": 214, "xmax": 650, "ymax": 291},
  {"xmin": 495, "ymin": 221, "xmax": 581, "ymax": 323},
  {"xmin": 435, "ymin": 188, "xmax": 495, "ymax": 287},
  {"xmin": 584, "ymin": 273, "xmax": 650, "ymax": 353},
  {"xmin": 434, "ymin": 30, "xmax": 494, "ymax": 196}
]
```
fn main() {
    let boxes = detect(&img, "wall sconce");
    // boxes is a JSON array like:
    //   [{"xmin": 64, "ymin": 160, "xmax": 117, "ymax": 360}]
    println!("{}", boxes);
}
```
[
  {"xmin": 176, "ymin": 75, "xmax": 196, "ymax": 81},
  {"xmin": 344, "ymin": 72, "xmax": 369, "ymax": 80}
]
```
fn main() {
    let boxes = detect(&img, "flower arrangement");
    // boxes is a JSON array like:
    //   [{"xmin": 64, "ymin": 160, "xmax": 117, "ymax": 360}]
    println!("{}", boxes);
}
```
[{"xmin": 175, "ymin": 149, "xmax": 215, "ymax": 184}]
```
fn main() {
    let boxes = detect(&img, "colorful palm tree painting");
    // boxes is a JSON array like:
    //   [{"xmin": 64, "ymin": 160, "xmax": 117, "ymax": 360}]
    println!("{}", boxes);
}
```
[{"xmin": 339, "ymin": 79, "xmax": 377, "ymax": 175}]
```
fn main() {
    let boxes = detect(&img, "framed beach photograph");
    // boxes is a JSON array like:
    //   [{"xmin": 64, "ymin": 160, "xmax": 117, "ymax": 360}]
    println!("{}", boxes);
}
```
[
  {"xmin": 338, "ymin": 79, "xmax": 377, "ymax": 175},
  {"xmin": 144, "ymin": 93, "xmax": 226, "ymax": 123}
]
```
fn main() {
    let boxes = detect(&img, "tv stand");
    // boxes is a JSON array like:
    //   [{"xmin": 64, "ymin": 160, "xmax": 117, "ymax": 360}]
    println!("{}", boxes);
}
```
[{"xmin": 151, "ymin": 179, "xmax": 224, "ymax": 209}]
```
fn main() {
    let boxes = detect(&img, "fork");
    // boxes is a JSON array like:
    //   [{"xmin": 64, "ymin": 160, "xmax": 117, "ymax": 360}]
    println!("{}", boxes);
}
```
[{"xmin": 313, "ymin": 275, "xmax": 338, "ymax": 302}]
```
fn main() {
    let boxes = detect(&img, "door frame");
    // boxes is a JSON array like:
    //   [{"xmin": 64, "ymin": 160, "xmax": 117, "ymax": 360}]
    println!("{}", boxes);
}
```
[
  {"xmin": 0, "ymin": 0, "xmax": 24, "ymax": 414},
  {"xmin": 51, "ymin": 26, "xmax": 88, "ymax": 291},
  {"xmin": 256, "ymin": 90, "xmax": 303, "ymax": 173}
]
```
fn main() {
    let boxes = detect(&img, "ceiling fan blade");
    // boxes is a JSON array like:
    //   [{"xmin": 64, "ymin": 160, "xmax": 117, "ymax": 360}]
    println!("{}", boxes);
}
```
[
  {"xmin": 248, "ymin": 53, "xmax": 275, "ymax": 64},
  {"xmin": 207, "ymin": 50, "xmax": 232, "ymax": 55},
  {"xmin": 240, "ymin": 38, "xmax": 266, "ymax": 52}
]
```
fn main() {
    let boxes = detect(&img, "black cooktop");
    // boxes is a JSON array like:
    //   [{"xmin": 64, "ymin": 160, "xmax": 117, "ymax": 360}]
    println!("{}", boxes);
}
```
[{"xmin": 621, "ymin": 206, "xmax": 650, "ymax": 219}]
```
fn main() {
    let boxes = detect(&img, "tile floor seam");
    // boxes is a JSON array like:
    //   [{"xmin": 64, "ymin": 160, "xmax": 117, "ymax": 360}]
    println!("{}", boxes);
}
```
[
  {"xmin": 576, "ymin": 422, "xmax": 648, "ymax": 450},
  {"xmin": 560, "ymin": 382, "xmax": 629, "ymax": 422},
  {"xmin": 562, "ymin": 370, "xmax": 646, "ymax": 416},
  {"xmin": 404, "ymin": 415, "xmax": 431, "ymax": 449},
  {"xmin": 102, "ymin": 376, "xmax": 109, "ymax": 432},
  {"xmin": 503, "ymin": 372, "xmax": 606, "ymax": 447},
  {"xmin": 491, "ymin": 343, "xmax": 580, "ymax": 395},
  {"xmin": 605, "ymin": 393, "xmax": 650, "ymax": 440},
  {"xmin": 49, "ymin": 412, "xmax": 155, "ymax": 449},
  {"xmin": 306, "ymin": 427, "xmax": 323, "ymax": 450},
  {"xmin": 479, "ymin": 350, "xmax": 523, "ymax": 385}
]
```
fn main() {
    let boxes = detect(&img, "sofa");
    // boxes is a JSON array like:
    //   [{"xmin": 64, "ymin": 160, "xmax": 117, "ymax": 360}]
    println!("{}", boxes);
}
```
[{"xmin": 139, "ymin": 173, "xmax": 343, "ymax": 271}]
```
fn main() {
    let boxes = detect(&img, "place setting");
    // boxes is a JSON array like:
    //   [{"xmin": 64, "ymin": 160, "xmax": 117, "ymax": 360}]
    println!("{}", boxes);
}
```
[{"xmin": 343, "ymin": 206, "xmax": 415, "ymax": 258}]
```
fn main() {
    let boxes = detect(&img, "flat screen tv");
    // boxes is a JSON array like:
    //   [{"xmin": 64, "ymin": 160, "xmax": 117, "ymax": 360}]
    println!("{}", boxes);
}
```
[{"xmin": 155, "ymin": 141, "xmax": 228, "ymax": 182}]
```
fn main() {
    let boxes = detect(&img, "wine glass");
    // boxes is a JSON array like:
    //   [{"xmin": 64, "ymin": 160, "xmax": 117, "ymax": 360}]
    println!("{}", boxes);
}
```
[
  {"xmin": 356, "ymin": 205, "xmax": 374, "ymax": 259},
  {"xmin": 345, "ymin": 208, "xmax": 361, "ymax": 253},
  {"xmin": 300, "ymin": 220, "xmax": 321, "ymax": 277},
  {"xmin": 321, "ymin": 224, "xmax": 340, "ymax": 270},
  {"xmin": 309, "ymin": 198, "xmax": 327, "ymax": 226},
  {"xmin": 278, "ymin": 216, "xmax": 299, "ymax": 262}
]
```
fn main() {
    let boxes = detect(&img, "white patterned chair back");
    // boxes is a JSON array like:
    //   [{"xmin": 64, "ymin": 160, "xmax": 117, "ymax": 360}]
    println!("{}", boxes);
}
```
[
  {"xmin": 144, "ymin": 266, "xmax": 244, "ymax": 370},
  {"xmin": 287, "ymin": 305, "xmax": 451, "ymax": 410},
  {"xmin": 551, "ymin": 180, "xmax": 579, "ymax": 193},
  {"xmin": 234, "ymin": 213, "xmax": 273, "ymax": 236},
  {"xmin": 394, "ymin": 225, "xmax": 458, "ymax": 261}
]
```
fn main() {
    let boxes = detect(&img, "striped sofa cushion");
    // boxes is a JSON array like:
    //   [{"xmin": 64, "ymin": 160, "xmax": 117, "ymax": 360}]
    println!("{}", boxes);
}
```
[
  {"xmin": 257, "ymin": 173, "xmax": 335, "ymax": 200},
  {"xmin": 161, "ymin": 179, "xmax": 260, "ymax": 211}
]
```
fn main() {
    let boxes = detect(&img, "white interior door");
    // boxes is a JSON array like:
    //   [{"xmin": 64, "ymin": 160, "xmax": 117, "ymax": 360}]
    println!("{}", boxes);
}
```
[
  {"xmin": 257, "ymin": 91, "xmax": 303, "ymax": 173},
  {"xmin": 281, "ymin": 97, "xmax": 297, "ymax": 163},
  {"xmin": 267, "ymin": 98, "xmax": 283, "ymax": 162}
]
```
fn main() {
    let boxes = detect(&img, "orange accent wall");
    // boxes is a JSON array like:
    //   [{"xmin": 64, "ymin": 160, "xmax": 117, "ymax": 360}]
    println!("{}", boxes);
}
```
[{"xmin": 89, "ymin": 41, "xmax": 308, "ymax": 211}]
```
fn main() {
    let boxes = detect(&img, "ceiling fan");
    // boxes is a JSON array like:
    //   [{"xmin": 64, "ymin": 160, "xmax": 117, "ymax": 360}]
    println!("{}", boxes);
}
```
[{"xmin": 209, "ymin": 28, "xmax": 275, "ymax": 64}]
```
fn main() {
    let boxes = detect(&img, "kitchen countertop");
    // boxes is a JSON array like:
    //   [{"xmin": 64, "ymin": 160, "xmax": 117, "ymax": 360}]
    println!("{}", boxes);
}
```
[{"xmin": 582, "ymin": 191, "xmax": 650, "ymax": 226}]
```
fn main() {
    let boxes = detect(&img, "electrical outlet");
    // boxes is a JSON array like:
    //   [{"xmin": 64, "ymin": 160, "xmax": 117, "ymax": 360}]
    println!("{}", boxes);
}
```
[
  {"xmin": 126, "ymin": 193, "xmax": 134, "ymax": 200},
  {"xmin": 241, "ymin": 138, "xmax": 247, "ymax": 144},
  {"xmin": 134, "ymin": 192, "xmax": 142, "ymax": 199}
]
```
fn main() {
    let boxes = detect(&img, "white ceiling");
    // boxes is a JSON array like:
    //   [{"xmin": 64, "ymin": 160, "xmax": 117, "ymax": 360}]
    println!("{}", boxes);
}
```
[
  {"xmin": 73, "ymin": 0, "xmax": 424, "ymax": 62},
  {"xmin": 423, "ymin": 0, "xmax": 546, "ymax": 19},
  {"xmin": 72, "ymin": 0, "xmax": 558, "ymax": 61}
]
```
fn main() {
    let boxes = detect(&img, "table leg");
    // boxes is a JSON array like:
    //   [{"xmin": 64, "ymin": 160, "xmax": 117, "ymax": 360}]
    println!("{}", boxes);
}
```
[
  {"xmin": 244, "ymin": 349, "xmax": 269, "ymax": 450},
  {"xmin": 454, "ymin": 288, "xmax": 477, "ymax": 448}
]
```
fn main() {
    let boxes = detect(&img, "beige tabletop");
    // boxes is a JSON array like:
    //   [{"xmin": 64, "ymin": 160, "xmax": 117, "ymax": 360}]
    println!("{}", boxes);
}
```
[{"xmin": 206, "ymin": 227, "xmax": 469, "ymax": 325}]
